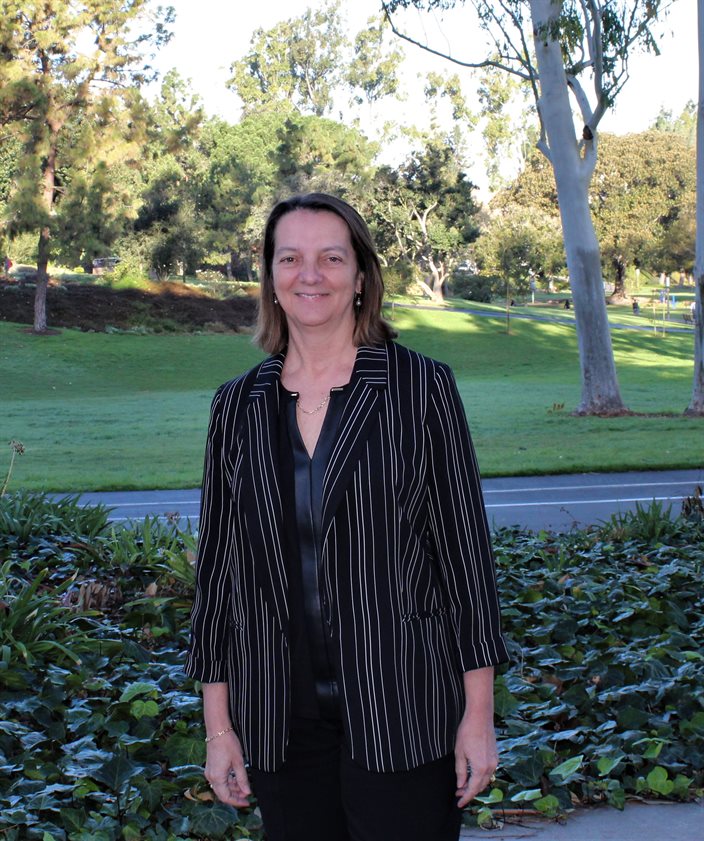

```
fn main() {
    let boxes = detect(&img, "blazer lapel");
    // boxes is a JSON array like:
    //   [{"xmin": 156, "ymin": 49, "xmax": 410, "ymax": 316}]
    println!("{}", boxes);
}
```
[
  {"xmin": 321, "ymin": 344, "xmax": 388, "ymax": 537},
  {"xmin": 238, "ymin": 353, "xmax": 289, "ymax": 631}
]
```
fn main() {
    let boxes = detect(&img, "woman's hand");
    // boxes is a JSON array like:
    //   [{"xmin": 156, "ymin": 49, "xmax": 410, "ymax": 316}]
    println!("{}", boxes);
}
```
[
  {"xmin": 454, "ymin": 710, "xmax": 498, "ymax": 808},
  {"xmin": 454, "ymin": 667, "xmax": 498, "ymax": 809},
  {"xmin": 205, "ymin": 731, "xmax": 252, "ymax": 809}
]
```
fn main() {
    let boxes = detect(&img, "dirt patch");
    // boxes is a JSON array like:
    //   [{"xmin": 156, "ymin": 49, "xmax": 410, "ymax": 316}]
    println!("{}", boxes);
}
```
[{"xmin": 0, "ymin": 279, "xmax": 258, "ymax": 333}]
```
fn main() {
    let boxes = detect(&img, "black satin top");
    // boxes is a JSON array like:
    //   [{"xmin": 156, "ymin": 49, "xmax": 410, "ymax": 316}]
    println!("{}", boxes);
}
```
[{"xmin": 279, "ymin": 382, "xmax": 350, "ymax": 720}]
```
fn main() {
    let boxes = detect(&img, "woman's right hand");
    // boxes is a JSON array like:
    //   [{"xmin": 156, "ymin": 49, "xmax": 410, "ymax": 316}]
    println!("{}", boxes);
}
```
[{"xmin": 205, "ymin": 731, "xmax": 252, "ymax": 808}]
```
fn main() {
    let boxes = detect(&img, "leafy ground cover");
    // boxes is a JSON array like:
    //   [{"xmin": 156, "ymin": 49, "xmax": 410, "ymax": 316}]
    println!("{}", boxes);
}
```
[
  {"xmin": 1, "ymin": 292, "xmax": 703, "ymax": 491},
  {"xmin": 0, "ymin": 493, "xmax": 702, "ymax": 838}
]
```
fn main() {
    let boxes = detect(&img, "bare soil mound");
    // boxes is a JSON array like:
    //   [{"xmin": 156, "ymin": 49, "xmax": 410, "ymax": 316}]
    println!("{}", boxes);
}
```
[{"xmin": 0, "ymin": 280, "xmax": 258, "ymax": 333}]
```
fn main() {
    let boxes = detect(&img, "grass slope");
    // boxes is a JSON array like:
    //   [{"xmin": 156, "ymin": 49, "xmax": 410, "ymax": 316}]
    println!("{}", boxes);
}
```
[{"xmin": 1, "ymin": 307, "xmax": 702, "ymax": 491}]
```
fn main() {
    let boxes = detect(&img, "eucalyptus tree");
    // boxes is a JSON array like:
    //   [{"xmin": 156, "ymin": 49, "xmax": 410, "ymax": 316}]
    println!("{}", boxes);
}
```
[
  {"xmin": 383, "ymin": 0, "xmax": 669, "ymax": 415},
  {"xmin": 0, "ymin": 0, "xmax": 173, "ymax": 332},
  {"xmin": 687, "ymin": 0, "xmax": 703, "ymax": 415},
  {"xmin": 229, "ymin": 1, "xmax": 402, "ymax": 119}
]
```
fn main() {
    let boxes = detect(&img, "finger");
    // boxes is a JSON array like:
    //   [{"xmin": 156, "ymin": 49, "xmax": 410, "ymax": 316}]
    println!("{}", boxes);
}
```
[
  {"xmin": 212, "ymin": 776, "xmax": 251, "ymax": 808},
  {"xmin": 230, "ymin": 760, "xmax": 252, "ymax": 796},
  {"xmin": 227, "ymin": 765, "xmax": 252, "ymax": 798},
  {"xmin": 454, "ymin": 754, "xmax": 468, "ymax": 791},
  {"xmin": 456, "ymin": 770, "xmax": 495, "ymax": 809}
]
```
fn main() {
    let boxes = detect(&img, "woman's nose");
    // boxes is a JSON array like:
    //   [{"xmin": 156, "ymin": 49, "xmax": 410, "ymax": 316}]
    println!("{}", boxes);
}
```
[{"xmin": 298, "ymin": 259, "xmax": 321, "ymax": 282}]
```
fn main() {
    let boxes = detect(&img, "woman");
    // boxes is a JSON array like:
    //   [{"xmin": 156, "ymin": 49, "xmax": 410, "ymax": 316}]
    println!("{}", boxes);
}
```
[{"xmin": 186, "ymin": 193, "xmax": 509, "ymax": 841}]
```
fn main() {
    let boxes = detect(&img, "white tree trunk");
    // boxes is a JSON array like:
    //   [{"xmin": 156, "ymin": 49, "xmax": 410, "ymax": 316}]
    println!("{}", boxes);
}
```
[
  {"xmin": 687, "ymin": 0, "xmax": 704, "ymax": 414},
  {"xmin": 531, "ymin": 0, "xmax": 626, "ymax": 414}
]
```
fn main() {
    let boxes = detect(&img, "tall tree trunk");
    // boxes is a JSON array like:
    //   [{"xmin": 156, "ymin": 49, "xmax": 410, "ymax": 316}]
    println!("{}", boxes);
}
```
[
  {"xmin": 33, "ymin": 226, "xmax": 50, "ymax": 333},
  {"xmin": 531, "ymin": 0, "xmax": 627, "ymax": 415},
  {"xmin": 33, "ymin": 134, "xmax": 58, "ymax": 334},
  {"xmin": 612, "ymin": 254, "xmax": 626, "ymax": 298},
  {"xmin": 686, "ymin": 0, "xmax": 704, "ymax": 415}
]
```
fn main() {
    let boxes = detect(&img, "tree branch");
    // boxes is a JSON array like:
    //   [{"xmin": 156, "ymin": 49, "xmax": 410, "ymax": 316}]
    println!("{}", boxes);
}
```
[
  {"xmin": 381, "ymin": 2, "xmax": 531, "ymax": 80},
  {"xmin": 566, "ymin": 73, "xmax": 594, "ymax": 126}
]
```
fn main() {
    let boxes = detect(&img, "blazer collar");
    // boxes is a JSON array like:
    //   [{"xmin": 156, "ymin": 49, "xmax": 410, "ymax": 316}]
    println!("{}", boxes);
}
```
[
  {"xmin": 246, "ymin": 344, "xmax": 388, "ymax": 403},
  {"xmin": 238, "ymin": 343, "xmax": 389, "ymax": 619}
]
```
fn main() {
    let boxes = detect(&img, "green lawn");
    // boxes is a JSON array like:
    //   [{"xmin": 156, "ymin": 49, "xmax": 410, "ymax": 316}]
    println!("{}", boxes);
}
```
[{"xmin": 1, "ymin": 307, "xmax": 702, "ymax": 491}]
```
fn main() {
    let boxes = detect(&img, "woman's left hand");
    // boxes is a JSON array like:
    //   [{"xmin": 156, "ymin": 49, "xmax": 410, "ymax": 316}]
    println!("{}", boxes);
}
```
[{"xmin": 454, "ymin": 709, "xmax": 498, "ymax": 808}]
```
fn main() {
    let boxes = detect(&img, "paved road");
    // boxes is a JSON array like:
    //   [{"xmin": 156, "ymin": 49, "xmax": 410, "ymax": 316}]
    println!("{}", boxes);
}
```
[
  {"xmin": 459, "ymin": 800, "xmax": 703, "ymax": 841},
  {"xmin": 77, "ymin": 468, "xmax": 704, "ymax": 532}
]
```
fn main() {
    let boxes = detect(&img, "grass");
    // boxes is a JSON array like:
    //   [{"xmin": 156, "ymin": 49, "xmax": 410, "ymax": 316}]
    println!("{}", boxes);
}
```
[{"xmin": 1, "ymin": 306, "xmax": 702, "ymax": 491}]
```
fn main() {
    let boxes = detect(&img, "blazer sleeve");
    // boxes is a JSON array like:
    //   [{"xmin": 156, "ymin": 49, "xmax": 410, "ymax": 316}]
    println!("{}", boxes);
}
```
[
  {"xmin": 426, "ymin": 361, "xmax": 509, "ymax": 672},
  {"xmin": 185, "ymin": 382, "xmax": 238, "ymax": 683}
]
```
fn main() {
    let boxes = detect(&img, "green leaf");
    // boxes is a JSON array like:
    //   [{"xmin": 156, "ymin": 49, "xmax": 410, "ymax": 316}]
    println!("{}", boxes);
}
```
[
  {"xmin": 510, "ymin": 788, "xmax": 542, "ymax": 802},
  {"xmin": 535, "ymin": 794, "xmax": 561, "ymax": 816},
  {"xmin": 597, "ymin": 755, "xmax": 624, "ymax": 776},
  {"xmin": 646, "ymin": 766, "xmax": 674, "ymax": 796},
  {"xmin": 476, "ymin": 806, "xmax": 495, "ymax": 828},
  {"xmin": 549, "ymin": 754, "xmax": 583, "ymax": 781},
  {"xmin": 119, "ymin": 681, "xmax": 160, "ymax": 703},
  {"xmin": 130, "ymin": 699, "xmax": 160, "ymax": 718},
  {"xmin": 92, "ymin": 753, "xmax": 142, "ymax": 792},
  {"xmin": 164, "ymin": 732, "xmax": 206, "ymax": 767},
  {"xmin": 188, "ymin": 802, "xmax": 241, "ymax": 838},
  {"xmin": 474, "ymin": 787, "xmax": 504, "ymax": 805}
]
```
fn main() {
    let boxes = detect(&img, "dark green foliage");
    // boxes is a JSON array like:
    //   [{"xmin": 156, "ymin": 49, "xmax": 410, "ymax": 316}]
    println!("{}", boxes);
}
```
[
  {"xmin": 450, "ymin": 272, "xmax": 502, "ymax": 303},
  {"xmin": 0, "ymin": 493, "xmax": 257, "ymax": 840},
  {"xmin": 483, "ymin": 503, "xmax": 704, "ymax": 823},
  {"xmin": 1, "ymin": 494, "xmax": 701, "ymax": 837}
]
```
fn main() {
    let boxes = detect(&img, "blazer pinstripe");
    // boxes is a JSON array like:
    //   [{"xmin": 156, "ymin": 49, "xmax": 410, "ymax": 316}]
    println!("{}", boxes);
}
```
[{"xmin": 186, "ymin": 341, "xmax": 509, "ymax": 773}]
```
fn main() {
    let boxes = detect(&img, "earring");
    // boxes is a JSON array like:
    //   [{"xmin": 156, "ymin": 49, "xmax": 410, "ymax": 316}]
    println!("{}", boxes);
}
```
[
  {"xmin": 273, "ymin": 293, "xmax": 279, "ymax": 305},
  {"xmin": 354, "ymin": 292, "xmax": 362, "ymax": 308}
]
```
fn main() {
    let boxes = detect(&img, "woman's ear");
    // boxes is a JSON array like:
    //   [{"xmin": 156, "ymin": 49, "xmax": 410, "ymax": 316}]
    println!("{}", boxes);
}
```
[{"xmin": 356, "ymin": 273, "xmax": 364, "ymax": 294}]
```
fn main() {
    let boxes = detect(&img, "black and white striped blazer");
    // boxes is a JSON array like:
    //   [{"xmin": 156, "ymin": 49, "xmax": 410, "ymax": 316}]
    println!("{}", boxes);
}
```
[{"xmin": 186, "ymin": 341, "xmax": 508, "ymax": 773}]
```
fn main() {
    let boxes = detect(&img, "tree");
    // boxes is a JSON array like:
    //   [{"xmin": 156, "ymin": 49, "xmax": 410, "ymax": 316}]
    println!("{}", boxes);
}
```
[
  {"xmin": 652, "ymin": 101, "xmax": 697, "ymax": 147},
  {"xmin": 493, "ymin": 134, "xmax": 696, "ymax": 283},
  {"xmin": 687, "ymin": 0, "xmax": 704, "ymax": 415},
  {"xmin": 370, "ymin": 132, "xmax": 480, "ymax": 301},
  {"xmin": 228, "ymin": 0, "xmax": 346, "ymax": 117},
  {"xmin": 477, "ymin": 63, "xmax": 537, "ymax": 192},
  {"xmin": 384, "ymin": 0, "xmax": 668, "ymax": 414},
  {"xmin": 475, "ymin": 204, "xmax": 565, "ymax": 290},
  {"xmin": 0, "ymin": 0, "xmax": 172, "ymax": 332},
  {"xmin": 229, "ymin": 2, "xmax": 402, "ymax": 121},
  {"xmin": 127, "ymin": 70, "xmax": 209, "ymax": 279}
]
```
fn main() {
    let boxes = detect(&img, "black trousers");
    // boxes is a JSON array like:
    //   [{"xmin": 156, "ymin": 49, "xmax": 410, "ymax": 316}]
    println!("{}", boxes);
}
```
[{"xmin": 248, "ymin": 718, "xmax": 463, "ymax": 841}]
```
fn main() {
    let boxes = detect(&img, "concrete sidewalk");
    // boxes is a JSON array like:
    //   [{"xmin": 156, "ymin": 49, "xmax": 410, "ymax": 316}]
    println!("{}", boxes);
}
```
[{"xmin": 460, "ymin": 801, "xmax": 703, "ymax": 841}]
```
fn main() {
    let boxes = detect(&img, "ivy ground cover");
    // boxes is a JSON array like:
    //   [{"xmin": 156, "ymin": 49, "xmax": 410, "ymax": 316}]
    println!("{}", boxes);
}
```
[{"xmin": 0, "ymin": 493, "xmax": 702, "ymax": 838}]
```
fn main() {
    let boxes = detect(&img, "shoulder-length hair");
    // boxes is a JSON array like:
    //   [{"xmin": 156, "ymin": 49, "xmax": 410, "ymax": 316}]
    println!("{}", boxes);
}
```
[{"xmin": 254, "ymin": 192, "xmax": 397, "ymax": 354}]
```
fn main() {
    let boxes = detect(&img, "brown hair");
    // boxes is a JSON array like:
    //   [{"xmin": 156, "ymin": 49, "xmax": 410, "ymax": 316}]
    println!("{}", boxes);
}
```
[{"xmin": 254, "ymin": 193, "xmax": 397, "ymax": 354}]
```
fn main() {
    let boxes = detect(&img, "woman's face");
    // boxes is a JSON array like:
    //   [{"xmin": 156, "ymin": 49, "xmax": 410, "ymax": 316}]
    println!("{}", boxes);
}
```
[{"xmin": 272, "ymin": 209, "xmax": 362, "ymax": 338}]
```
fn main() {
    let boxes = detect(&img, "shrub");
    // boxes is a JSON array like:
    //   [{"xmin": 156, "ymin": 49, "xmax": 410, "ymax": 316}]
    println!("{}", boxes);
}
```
[
  {"xmin": 451, "ymin": 272, "xmax": 503, "ymax": 303},
  {"xmin": 0, "ymin": 492, "xmax": 701, "ymax": 837},
  {"xmin": 8, "ymin": 231, "xmax": 38, "ymax": 264}
]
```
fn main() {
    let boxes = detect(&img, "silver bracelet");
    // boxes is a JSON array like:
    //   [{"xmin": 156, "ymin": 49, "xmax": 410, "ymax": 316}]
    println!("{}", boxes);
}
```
[{"xmin": 204, "ymin": 727, "xmax": 234, "ymax": 744}]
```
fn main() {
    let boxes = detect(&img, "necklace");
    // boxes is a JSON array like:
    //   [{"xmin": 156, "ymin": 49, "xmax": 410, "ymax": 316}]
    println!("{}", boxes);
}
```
[{"xmin": 296, "ymin": 393, "xmax": 330, "ymax": 415}]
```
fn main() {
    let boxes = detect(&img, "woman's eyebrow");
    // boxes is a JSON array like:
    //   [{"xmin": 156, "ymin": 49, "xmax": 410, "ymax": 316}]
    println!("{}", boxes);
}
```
[{"xmin": 274, "ymin": 244, "xmax": 350, "ymax": 254}]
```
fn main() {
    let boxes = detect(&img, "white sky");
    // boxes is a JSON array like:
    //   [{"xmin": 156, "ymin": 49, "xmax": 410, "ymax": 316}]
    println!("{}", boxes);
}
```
[{"xmin": 150, "ymin": 0, "xmax": 697, "ymax": 154}]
